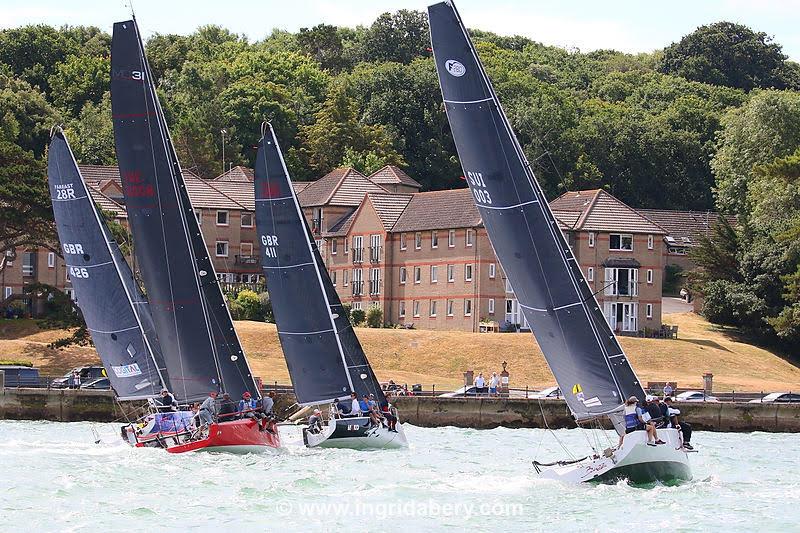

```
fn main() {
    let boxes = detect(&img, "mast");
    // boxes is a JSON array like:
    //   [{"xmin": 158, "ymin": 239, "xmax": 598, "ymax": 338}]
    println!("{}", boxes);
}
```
[
  {"xmin": 429, "ymin": 1, "xmax": 644, "ymax": 433},
  {"xmin": 48, "ymin": 129, "xmax": 167, "ymax": 400},
  {"xmin": 111, "ymin": 18, "xmax": 258, "ymax": 402},
  {"xmin": 255, "ymin": 123, "xmax": 386, "ymax": 405}
]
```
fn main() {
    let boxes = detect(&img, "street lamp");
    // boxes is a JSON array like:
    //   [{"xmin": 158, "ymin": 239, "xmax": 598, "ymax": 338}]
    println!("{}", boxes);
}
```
[{"xmin": 220, "ymin": 128, "xmax": 227, "ymax": 174}]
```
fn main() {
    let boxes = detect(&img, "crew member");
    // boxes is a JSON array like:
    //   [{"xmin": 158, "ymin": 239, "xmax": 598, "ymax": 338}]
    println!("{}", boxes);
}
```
[
  {"xmin": 218, "ymin": 393, "xmax": 237, "ymax": 420},
  {"xmin": 307, "ymin": 408, "xmax": 324, "ymax": 434},
  {"xmin": 349, "ymin": 392, "xmax": 361, "ymax": 416},
  {"xmin": 664, "ymin": 397, "xmax": 694, "ymax": 450},
  {"xmin": 157, "ymin": 389, "xmax": 178, "ymax": 412},
  {"xmin": 238, "ymin": 391, "xmax": 258, "ymax": 418},
  {"xmin": 198, "ymin": 391, "xmax": 218, "ymax": 426}
]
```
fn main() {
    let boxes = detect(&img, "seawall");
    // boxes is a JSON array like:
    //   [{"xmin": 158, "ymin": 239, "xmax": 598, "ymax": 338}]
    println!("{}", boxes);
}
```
[{"xmin": 2, "ymin": 388, "xmax": 799, "ymax": 433}]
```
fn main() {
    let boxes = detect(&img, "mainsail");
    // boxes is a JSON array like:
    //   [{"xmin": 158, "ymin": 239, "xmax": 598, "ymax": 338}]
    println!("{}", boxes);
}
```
[
  {"xmin": 111, "ymin": 19, "xmax": 258, "ymax": 403},
  {"xmin": 429, "ymin": 1, "xmax": 644, "ymax": 429},
  {"xmin": 47, "ymin": 129, "xmax": 166, "ymax": 400},
  {"xmin": 254, "ymin": 124, "xmax": 386, "ymax": 406}
]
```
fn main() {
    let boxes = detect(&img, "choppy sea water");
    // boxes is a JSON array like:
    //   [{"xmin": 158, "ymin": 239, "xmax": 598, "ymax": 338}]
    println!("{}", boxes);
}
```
[{"xmin": 0, "ymin": 421, "xmax": 798, "ymax": 532}]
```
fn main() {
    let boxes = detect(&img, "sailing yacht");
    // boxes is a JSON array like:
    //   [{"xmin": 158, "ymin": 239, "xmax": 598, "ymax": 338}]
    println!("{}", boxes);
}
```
[
  {"xmin": 254, "ymin": 123, "xmax": 408, "ymax": 450},
  {"xmin": 110, "ymin": 18, "xmax": 279, "ymax": 453},
  {"xmin": 428, "ymin": 1, "xmax": 690, "ymax": 483}
]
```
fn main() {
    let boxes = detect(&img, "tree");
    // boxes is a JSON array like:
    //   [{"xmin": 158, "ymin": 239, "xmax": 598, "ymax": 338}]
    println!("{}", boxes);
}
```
[
  {"xmin": 235, "ymin": 290, "xmax": 262, "ymax": 321},
  {"xmin": 350, "ymin": 308, "xmax": 366, "ymax": 326},
  {"xmin": 26, "ymin": 283, "xmax": 90, "ymax": 349},
  {"xmin": 0, "ymin": 25, "xmax": 71, "ymax": 94},
  {"xmin": 659, "ymin": 22, "xmax": 797, "ymax": 91},
  {"xmin": 65, "ymin": 92, "xmax": 115, "ymax": 165},
  {"xmin": 362, "ymin": 10, "xmax": 430, "ymax": 64},
  {"xmin": 296, "ymin": 24, "xmax": 349, "ymax": 72},
  {"xmin": 712, "ymin": 90, "xmax": 800, "ymax": 217},
  {"xmin": 49, "ymin": 54, "xmax": 109, "ymax": 117},
  {"xmin": 366, "ymin": 306, "xmax": 383, "ymax": 328},
  {"xmin": 0, "ymin": 72, "xmax": 60, "ymax": 157}
]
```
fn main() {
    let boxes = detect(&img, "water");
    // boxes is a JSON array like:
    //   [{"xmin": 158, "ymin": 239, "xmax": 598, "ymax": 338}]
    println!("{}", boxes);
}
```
[{"xmin": 1, "ymin": 421, "xmax": 797, "ymax": 532}]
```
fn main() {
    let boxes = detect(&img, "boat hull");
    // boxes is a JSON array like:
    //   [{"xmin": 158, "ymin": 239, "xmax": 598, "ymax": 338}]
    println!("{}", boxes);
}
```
[
  {"xmin": 537, "ymin": 428, "xmax": 691, "ymax": 484},
  {"xmin": 303, "ymin": 417, "xmax": 408, "ymax": 450},
  {"xmin": 131, "ymin": 418, "xmax": 280, "ymax": 454}
]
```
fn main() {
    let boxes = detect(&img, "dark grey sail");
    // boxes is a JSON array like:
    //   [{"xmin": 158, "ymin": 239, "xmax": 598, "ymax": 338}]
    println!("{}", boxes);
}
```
[
  {"xmin": 47, "ymin": 129, "xmax": 166, "ymax": 400},
  {"xmin": 254, "ymin": 124, "xmax": 386, "ymax": 406},
  {"xmin": 111, "ymin": 19, "xmax": 258, "ymax": 403},
  {"xmin": 429, "ymin": 1, "xmax": 644, "ymax": 428}
]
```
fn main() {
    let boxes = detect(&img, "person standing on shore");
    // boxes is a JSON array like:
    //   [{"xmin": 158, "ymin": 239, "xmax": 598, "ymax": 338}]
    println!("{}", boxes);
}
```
[
  {"xmin": 71, "ymin": 371, "xmax": 81, "ymax": 389},
  {"xmin": 474, "ymin": 373, "xmax": 486, "ymax": 395},
  {"xmin": 489, "ymin": 372, "xmax": 500, "ymax": 396},
  {"xmin": 663, "ymin": 383, "xmax": 674, "ymax": 397}
]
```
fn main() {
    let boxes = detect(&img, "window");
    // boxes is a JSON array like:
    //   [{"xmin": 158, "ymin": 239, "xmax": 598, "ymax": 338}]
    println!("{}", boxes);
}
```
[
  {"xmin": 47, "ymin": 252, "xmax": 55, "ymax": 268},
  {"xmin": 431, "ymin": 231, "xmax": 438, "ymax": 249},
  {"xmin": 414, "ymin": 232, "xmax": 422, "ymax": 250},
  {"xmin": 603, "ymin": 268, "xmax": 638, "ymax": 297},
  {"xmin": 609, "ymin": 233, "xmax": 633, "ymax": 251},
  {"xmin": 240, "ymin": 212, "xmax": 253, "ymax": 228},
  {"xmin": 430, "ymin": 300, "xmax": 437, "ymax": 317},
  {"xmin": 216, "ymin": 210, "xmax": 229, "ymax": 226},
  {"xmin": 332, "ymin": 271, "xmax": 337, "ymax": 286},
  {"xmin": 647, "ymin": 234, "xmax": 654, "ymax": 250},
  {"xmin": 464, "ymin": 299, "xmax": 473, "ymax": 316},
  {"xmin": 311, "ymin": 207, "xmax": 323, "ymax": 234},
  {"xmin": 352, "ymin": 236, "xmax": 364, "ymax": 263},
  {"xmin": 352, "ymin": 268, "xmax": 363, "ymax": 295},
  {"xmin": 343, "ymin": 270, "xmax": 349, "ymax": 286},
  {"xmin": 587, "ymin": 267, "xmax": 594, "ymax": 282},
  {"xmin": 344, "ymin": 238, "xmax": 349, "ymax": 255},
  {"xmin": 588, "ymin": 232, "xmax": 595, "ymax": 248},
  {"xmin": 332, "ymin": 239, "xmax": 338, "ymax": 255},
  {"xmin": 195, "ymin": 210, "xmax": 203, "ymax": 225},
  {"xmin": 488, "ymin": 298, "xmax": 495, "ymax": 314},
  {"xmin": 448, "ymin": 229, "xmax": 456, "ymax": 248},
  {"xmin": 447, "ymin": 299, "xmax": 454, "ymax": 316},
  {"xmin": 216, "ymin": 272, "xmax": 235, "ymax": 283},
  {"xmin": 399, "ymin": 267, "xmax": 407, "ymax": 284},
  {"xmin": 240, "ymin": 242, "xmax": 253, "ymax": 257},
  {"xmin": 370, "ymin": 234, "xmax": 382, "ymax": 262},
  {"xmin": 215, "ymin": 241, "xmax": 229, "ymax": 257},
  {"xmin": 414, "ymin": 266, "xmax": 421, "ymax": 284},
  {"xmin": 4, "ymin": 287, "xmax": 12, "ymax": 299},
  {"xmin": 413, "ymin": 300, "xmax": 420, "ymax": 317},
  {"xmin": 430, "ymin": 265, "xmax": 438, "ymax": 283},
  {"xmin": 400, "ymin": 233, "xmax": 407, "ymax": 250},
  {"xmin": 447, "ymin": 264, "xmax": 455, "ymax": 282},
  {"xmin": 646, "ymin": 303, "xmax": 653, "ymax": 319},
  {"xmin": 489, "ymin": 263, "xmax": 496, "ymax": 279},
  {"xmin": 466, "ymin": 229, "xmax": 474, "ymax": 247},
  {"xmin": 352, "ymin": 302, "xmax": 362, "ymax": 311},
  {"xmin": 22, "ymin": 252, "xmax": 35, "ymax": 276},
  {"xmin": 465, "ymin": 264, "xmax": 473, "ymax": 282},
  {"xmin": 369, "ymin": 267, "xmax": 380, "ymax": 295},
  {"xmin": 399, "ymin": 301, "xmax": 406, "ymax": 317},
  {"xmin": 647, "ymin": 269, "xmax": 653, "ymax": 284},
  {"xmin": 505, "ymin": 279, "xmax": 513, "ymax": 292}
]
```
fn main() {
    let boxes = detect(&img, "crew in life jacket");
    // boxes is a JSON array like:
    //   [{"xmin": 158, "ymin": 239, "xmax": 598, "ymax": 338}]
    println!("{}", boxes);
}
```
[{"xmin": 238, "ymin": 391, "xmax": 258, "ymax": 418}]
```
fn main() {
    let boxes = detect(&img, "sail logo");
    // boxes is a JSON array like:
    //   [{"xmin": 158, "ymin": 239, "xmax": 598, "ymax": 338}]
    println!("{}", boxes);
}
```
[
  {"xmin": 122, "ymin": 169, "xmax": 154, "ymax": 198},
  {"xmin": 112, "ymin": 69, "xmax": 144, "ymax": 81},
  {"xmin": 62, "ymin": 243, "xmax": 85, "ymax": 255},
  {"xmin": 261, "ymin": 234, "xmax": 279, "ymax": 258},
  {"xmin": 54, "ymin": 183, "xmax": 76, "ymax": 200},
  {"xmin": 112, "ymin": 363, "xmax": 143, "ymax": 378},
  {"xmin": 445, "ymin": 59, "xmax": 466, "ymax": 77},
  {"xmin": 573, "ymin": 383, "xmax": 602, "ymax": 408}
]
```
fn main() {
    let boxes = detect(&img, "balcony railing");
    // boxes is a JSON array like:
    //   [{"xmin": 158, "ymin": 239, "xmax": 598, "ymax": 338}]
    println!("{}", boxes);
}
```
[
  {"xmin": 352, "ymin": 281, "xmax": 364, "ymax": 296},
  {"xmin": 22, "ymin": 265, "xmax": 35, "ymax": 277},
  {"xmin": 352, "ymin": 248, "xmax": 364, "ymax": 264},
  {"xmin": 369, "ymin": 280, "xmax": 380, "ymax": 295},
  {"xmin": 234, "ymin": 255, "xmax": 260, "ymax": 266},
  {"xmin": 369, "ymin": 246, "xmax": 381, "ymax": 263}
]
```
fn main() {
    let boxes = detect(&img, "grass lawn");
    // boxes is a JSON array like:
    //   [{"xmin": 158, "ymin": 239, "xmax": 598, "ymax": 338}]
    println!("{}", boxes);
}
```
[{"xmin": 1, "ymin": 312, "xmax": 798, "ymax": 393}]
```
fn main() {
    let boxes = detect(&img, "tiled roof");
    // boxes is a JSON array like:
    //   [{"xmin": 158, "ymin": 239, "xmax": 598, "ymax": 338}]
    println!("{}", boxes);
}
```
[
  {"xmin": 366, "ymin": 193, "xmax": 414, "ymax": 230},
  {"xmin": 88, "ymin": 188, "xmax": 127, "ymax": 218},
  {"xmin": 368, "ymin": 165, "xmax": 422, "ymax": 189},
  {"xmin": 292, "ymin": 181, "xmax": 312, "ymax": 194},
  {"xmin": 297, "ymin": 167, "xmax": 387, "ymax": 207},
  {"xmin": 215, "ymin": 166, "xmax": 253, "ymax": 182},
  {"xmin": 638, "ymin": 209, "xmax": 734, "ymax": 246},
  {"xmin": 551, "ymin": 210, "xmax": 580, "ymax": 230},
  {"xmin": 550, "ymin": 190, "xmax": 667, "ymax": 235},
  {"xmin": 205, "ymin": 179, "xmax": 254, "ymax": 210},
  {"xmin": 79, "ymin": 164, "xmax": 123, "ymax": 185},
  {"xmin": 392, "ymin": 189, "xmax": 482, "ymax": 232}
]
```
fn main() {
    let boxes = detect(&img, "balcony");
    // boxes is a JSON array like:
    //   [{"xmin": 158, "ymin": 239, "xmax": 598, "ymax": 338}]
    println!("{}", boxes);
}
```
[
  {"xmin": 352, "ymin": 281, "xmax": 364, "ymax": 297},
  {"xmin": 352, "ymin": 247, "xmax": 364, "ymax": 264},
  {"xmin": 234, "ymin": 255, "xmax": 260, "ymax": 267},
  {"xmin": 369, "ymin": 246, "xmax": 381, "ymax": 263},
  {"xmin": 368, "ymin": 280, "xmax": 380, "ymax": 296}
]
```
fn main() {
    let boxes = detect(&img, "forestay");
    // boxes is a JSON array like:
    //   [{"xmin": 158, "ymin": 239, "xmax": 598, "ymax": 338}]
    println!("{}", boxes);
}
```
[
  {"xmin": 254, "ymin": 124, "xmax": 386, "ymax": 406},
  {"xmin": 429, "ymin": 1, "xmax": 645, "ymax": 429},
  {"xmin": 111, "ymin": 19, "xmax": 257, "ymax": 403},
  {"xmin": 47, "ymin": 129, "xmax": 166, "ymax": 400}
]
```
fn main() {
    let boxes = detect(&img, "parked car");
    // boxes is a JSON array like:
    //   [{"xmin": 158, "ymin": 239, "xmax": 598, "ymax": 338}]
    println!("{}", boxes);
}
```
[
  {"xmin": 0, "ymin": 365, "xmax": 40, "ymax": 387},
  {"xmin": 438, "ymin": 386, "xmax": 528, "ymax": 398},
  {"xmin": 675, "ymin": 390, "xmax": 719, "ymax": 402},
  {"xmin": 80, "ymin": 377, "xmax": 111, "ymax": 390},
  {"xmin": 748, "ymin": 392, "xmax": 800, "ymax": 403},
  {"xmin": 528, "ymin": 386, "xmax": 561, "ymax": 399},
  {"xmin": 51, "ymin": 366, "xmax": 107, "ymax": 388}
]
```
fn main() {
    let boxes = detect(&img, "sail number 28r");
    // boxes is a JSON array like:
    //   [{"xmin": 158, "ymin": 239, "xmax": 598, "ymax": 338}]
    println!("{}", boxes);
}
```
[{"xmin": 466, "ymin": 171, "xmax": 492, "ymax": 205}]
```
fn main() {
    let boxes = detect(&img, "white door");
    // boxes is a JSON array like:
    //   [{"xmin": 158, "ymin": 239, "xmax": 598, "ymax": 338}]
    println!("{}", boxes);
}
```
[
  {"xmin": 604, "ymin": 302, "xmax": 617, "ymax": 330},
  {"xmin": 622, "ymin": 303, "xmax": 638, "ymax": 332}
]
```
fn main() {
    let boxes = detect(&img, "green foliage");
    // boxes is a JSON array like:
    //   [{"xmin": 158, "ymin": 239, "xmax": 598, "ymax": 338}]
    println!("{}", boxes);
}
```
[
  {"xmin": 366, "ymin": 306, "xmax": 383, "ymax": 328},
  {"xmin": 258, "ymin": 292, "xmax": 274, "ymax": 323},
  {"xmin": 350, "ymin": 308, "xmax": 366, "ymax": 326},
  {"xmin": 0, "ymin": 72, "xmax": 60, "ymax": 156},
  {"xmin": 659, "ymin": 22, "xmax": 797, "ymax": 91},
  {"xmin": 65, "ymin": 92, "xmax": 115, "ymax": 165},
  {"xmin": 362, "ymin": 10, "xmax": 430, "ymax": 64},
  {"xmin": 234, "ymin": 289, "xmax": 262, "ymax": 320},
  {"xmin": 49, "ymin": 54, "xmax": 109, "ymax": 116},
  {"xmin": 663, "ymin": 264, "xmax": 685, "ymax": 295},
  {"xmin": 25, "ymin": 283, "xmax": 91, "ymax": 349},
  {"xmin": 341, "ymin": 303, "xmax": 352, "ymax": 324}
]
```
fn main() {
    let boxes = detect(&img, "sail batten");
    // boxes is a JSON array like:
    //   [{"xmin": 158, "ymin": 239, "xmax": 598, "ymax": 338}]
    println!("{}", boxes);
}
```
[
  {"xmin": 429, "ymin": 2, "xmax": 644, "ymax": 429},
  {"xmin": 47, "ymin": 130, "xmax": 167, "ymax": 399},
  {"xmin": 255, "ymin": 125, "xmax": 386, "ymax": 406},
  {"xmin": 111, "ymin": 19, "xmax": 258, "ymax": 403}
]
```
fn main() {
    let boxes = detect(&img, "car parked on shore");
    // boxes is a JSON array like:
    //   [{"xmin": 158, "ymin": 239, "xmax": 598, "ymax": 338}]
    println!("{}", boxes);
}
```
[
  {"xmin": 748, "ymin": 392, "xmax": 800, "ymax": 403},
  {"xmin": 80, "ymin": 377, "xmax": 111, "ymax": 390},
  {"xmin": 675, "ymin": 390, "xmax": 719, "ymax": 402},
  {"xmin": 528, "ymin": 386, "xmax": 561, "ymax": 399},
  {"xmin": 51, "ymin": 366, "xmax": 106, "ymax": 388}
]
